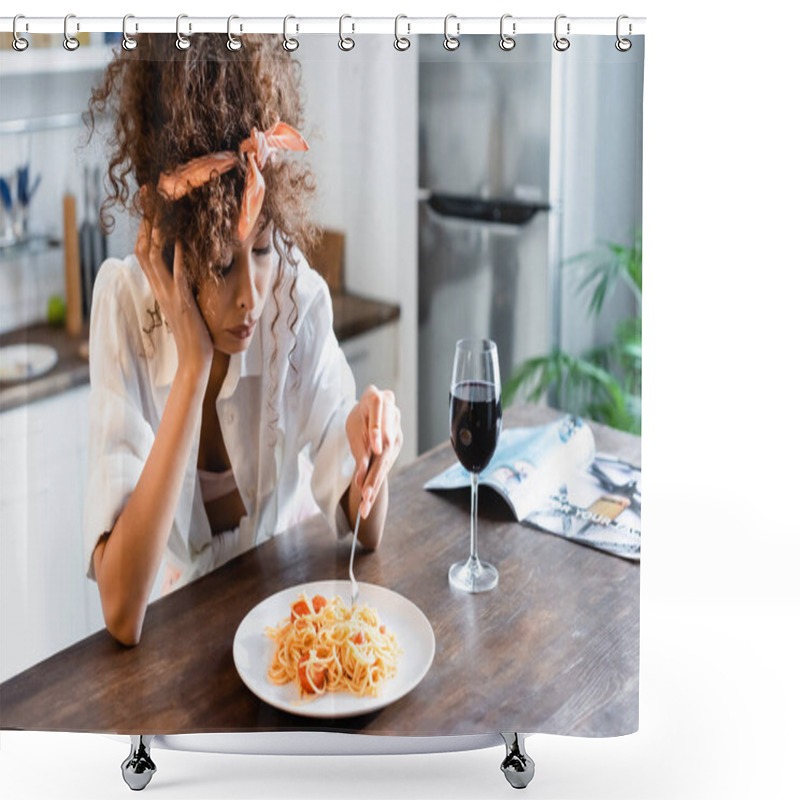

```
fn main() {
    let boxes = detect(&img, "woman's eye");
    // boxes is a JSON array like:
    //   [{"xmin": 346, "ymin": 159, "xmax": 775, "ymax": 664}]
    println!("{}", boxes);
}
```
[
  {"xmin": 253, "ymin": 245, "xmax": 272, "ymax": 258},
  {"xmin": 219, "ymin": 260, "xmax": 234, "ymax": 276}
]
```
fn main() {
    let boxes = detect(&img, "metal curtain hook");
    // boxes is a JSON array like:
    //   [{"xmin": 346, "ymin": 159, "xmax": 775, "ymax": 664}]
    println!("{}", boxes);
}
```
[
  {"xmin": 176, "ymin": 14, "xmax": 191, "ymax": 50},
  {"xmin": 394, "ymin": 14, "xmax": 411, "ymax": 51},
  {"xmin": 499, "ymin": 14, "xmax": 516, "ymax": 51},
  {"xmin": 12, "ymin": 15, "xmax": 29, "ymax": 51},
  {"xmin": 616, "ymin": 14, "xmax": 632, "ymax": 51},
  {"xmin": 443, "ymin": 14, "xmax": 460, "ymax": 51},
  {"xmin": 283, "ymin": 15, "xmax": 299, "ymax": 51},
  {"xmin": 227, "ymin": 15, "xmax": 242, "ymax": 51},
  {"xmin": 553, "ymin": 14, "xmax": 570, "ymax": 52},
  {"xmin": 122, "ymin": 15, "xmax": 138, "ymax": 51},
  {"xmin": 63, "ymin": 13, "xmax": 80, "ymax": 51},
  {"xmin": 339, "ymin": 15, "xmax": 355, "ymax": 51}
]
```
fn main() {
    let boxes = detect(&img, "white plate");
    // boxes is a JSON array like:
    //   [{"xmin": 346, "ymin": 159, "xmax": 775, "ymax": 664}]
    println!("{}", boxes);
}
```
[
  {"xmin": 0, "ymin": 344, "xmax": 58, "ymax": 382},
  {"xmin": 233, "ymin": 580, "xmax": 435, "ymax": 719}
]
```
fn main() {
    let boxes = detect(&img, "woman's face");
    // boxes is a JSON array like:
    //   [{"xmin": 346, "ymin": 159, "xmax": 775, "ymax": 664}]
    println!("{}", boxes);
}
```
[{"xmin": 196, "ymin": 222, "xmax": 275, "ymax": 355}]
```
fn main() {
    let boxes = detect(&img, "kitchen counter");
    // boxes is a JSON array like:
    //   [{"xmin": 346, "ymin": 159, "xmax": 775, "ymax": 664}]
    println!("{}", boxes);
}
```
[{"xmin": 0, "ymin": 291, "xmax": 400, "ymax": 413}]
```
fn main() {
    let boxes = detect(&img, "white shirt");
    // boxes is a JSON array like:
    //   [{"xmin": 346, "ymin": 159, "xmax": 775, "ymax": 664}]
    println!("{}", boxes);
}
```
[{"xmin": 84, "ymin": 252, "xmax": 356, "ymax": 594}]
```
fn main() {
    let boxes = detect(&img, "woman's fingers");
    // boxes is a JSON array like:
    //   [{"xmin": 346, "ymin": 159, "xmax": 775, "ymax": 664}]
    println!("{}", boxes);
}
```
[
  {"xmin": 172, "ymin": 240, "xmax": 194, "ymax": 308},
  {"xmin": 358, "ymin": 392, "xmax": 403, "ymax": 517},
  {"xmin": 365, "ymin": 386, "xmax": 385, "ymax": 456}
]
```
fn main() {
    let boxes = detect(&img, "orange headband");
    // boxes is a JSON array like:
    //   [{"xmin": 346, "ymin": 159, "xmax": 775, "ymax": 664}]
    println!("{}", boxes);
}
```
[{"xmin": 156, "ymin": 121, "xmax": 309, "ymax": 241}]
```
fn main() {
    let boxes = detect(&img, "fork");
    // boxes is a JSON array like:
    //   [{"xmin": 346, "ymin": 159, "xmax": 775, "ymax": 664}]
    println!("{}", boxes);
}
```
[{"xmin": 348, "ymin": 506, "xmax": 362, "ymax": 607}]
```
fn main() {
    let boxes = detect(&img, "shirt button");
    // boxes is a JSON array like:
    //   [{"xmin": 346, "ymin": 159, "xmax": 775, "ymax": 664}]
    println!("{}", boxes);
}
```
[
  {"xmin": 227, "ymin": 412, "xmax": 235, "ymax": 425},
  {"xmin": 247, "ymin": 488, "xmax": 255, "ymax": 500}
]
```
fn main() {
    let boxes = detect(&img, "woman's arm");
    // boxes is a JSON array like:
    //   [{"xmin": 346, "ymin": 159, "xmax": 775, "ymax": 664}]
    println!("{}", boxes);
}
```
[
  {"xmin": 93, "ymin": 217, "xmax": 213, "ymax": 646},
  {"xmin": 341, "ymin": 385, "xmax": 403, "ymax": 550},
  {"xmin": 93, "ymin": 365, "xmax": 208, "ymax": 645}
]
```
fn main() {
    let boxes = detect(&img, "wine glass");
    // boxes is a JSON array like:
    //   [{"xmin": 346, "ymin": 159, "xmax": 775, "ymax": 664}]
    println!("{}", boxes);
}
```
[{"xmin": 448, "ymin": 338, "xmax": 502, "ymax": 593}]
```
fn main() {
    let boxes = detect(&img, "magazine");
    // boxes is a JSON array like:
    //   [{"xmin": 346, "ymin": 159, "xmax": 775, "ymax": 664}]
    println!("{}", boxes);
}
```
[{"xmin": 424, "ymin": 415, "xmax": 641, "ymax": 560}]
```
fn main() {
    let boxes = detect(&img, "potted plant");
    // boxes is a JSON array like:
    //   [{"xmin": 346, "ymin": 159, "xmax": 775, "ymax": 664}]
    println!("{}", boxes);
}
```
[{"xmin": 502, "ymin": 230, "xmax": 642, "ymax": 435}]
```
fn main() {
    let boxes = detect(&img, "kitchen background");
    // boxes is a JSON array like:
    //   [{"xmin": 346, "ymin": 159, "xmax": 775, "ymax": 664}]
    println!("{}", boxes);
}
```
[{"xmin": 0, "ymin": 34, "xmax": 642, "ymax": 680}]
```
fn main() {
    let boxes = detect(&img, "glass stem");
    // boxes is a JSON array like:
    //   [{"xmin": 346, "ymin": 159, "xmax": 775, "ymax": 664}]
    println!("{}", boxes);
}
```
[{"xmin": 470, "ymin": 471, "xmax": 479, "ymax": 563}]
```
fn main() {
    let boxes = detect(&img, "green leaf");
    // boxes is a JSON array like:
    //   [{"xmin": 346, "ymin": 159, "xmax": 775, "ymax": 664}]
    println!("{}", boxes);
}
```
[{"xmin": 503, "ymin": 227, "xmax": 642, "ymax": 434}]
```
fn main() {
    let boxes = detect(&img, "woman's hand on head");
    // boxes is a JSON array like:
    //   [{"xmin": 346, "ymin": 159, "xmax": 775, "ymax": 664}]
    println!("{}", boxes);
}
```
[
  {"xmin": 346, "ymin": 386, "xmax": 403, "ymax": 518},
  {"xmin": 135, "ymin": 211, "xmax": 214, "ymax": 382}
]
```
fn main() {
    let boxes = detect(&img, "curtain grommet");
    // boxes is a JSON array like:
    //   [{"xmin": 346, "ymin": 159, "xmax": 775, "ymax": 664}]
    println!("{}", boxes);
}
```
[
  {"xmin": 227, "ymin": 15, "xmax": 243, "ymax": 51},
  {"xmin": 63, "ymin": 13, "xmax": 80, "ymax": 51},
  {"xmin": 394, "ymin": 15, "xmax": 411, "ymax": 51},
  {"xmin": 338, "ymin": 14, "xmax": 355, "ymax": 51},
  {"xmin": 12, "ymin": 15, "xmax": 29, "ymax": 51},
  {"xmin": 121, "ymin": 14, "xmax": 138, "ymax": 51},
  {"xmin": 615, "ymin": 15, "xmax": 632, "ymax": 51},
  {"xmin": 175, "ymin": 14, "xmax": 191, "ymax": 51},
  {"xmin": 443, "ymin": 14, "xmax": 460, "ymax": 51},
  {"xmin": 553, "ymin": 14, "xmax": 570, "ymax": 52},
  {"xmin": 283, "ymin": 15, "xmax": 299, "ymax": 51},
  {"xmin": 499, "ymin": 14, "xmax": 516, "ymax": 51}
]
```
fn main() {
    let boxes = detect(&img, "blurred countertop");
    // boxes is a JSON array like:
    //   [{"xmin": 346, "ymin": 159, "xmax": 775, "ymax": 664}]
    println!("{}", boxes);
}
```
[{"xmin": 0, "ymin": 291, "xmax": 400, "ymax": 413}]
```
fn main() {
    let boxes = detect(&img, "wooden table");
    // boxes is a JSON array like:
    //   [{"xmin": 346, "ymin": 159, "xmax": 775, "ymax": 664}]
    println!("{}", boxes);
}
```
[{"xmin": 0, "ymin": 405, "xmax": 639, "ymax": 737}]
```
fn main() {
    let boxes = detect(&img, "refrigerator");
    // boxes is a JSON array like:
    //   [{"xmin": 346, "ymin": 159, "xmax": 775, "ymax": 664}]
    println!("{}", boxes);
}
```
[{"xmin": 417, "ymin": 35, "xmax": 553, "ymax": 453}]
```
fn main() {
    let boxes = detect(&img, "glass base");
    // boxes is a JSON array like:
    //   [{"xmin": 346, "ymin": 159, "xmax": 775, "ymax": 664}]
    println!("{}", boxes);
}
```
[{"xmin": 448, "ymin": 557, "xmax": 499, "ymax": 594}]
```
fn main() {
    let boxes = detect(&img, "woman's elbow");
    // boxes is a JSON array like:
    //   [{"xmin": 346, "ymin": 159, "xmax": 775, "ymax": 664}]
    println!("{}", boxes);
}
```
[
  {"xmin": 94, "ymin": 545, "xmax": 145, "ymax": 646},
  {"xmin": 106, "ymin": 605, "xmax": 144, "ymax": 645}
]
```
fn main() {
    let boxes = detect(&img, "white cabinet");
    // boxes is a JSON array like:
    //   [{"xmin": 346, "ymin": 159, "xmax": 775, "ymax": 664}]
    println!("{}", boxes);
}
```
[
  {"xmin": 0, "ymin": 385, "xmax": 105, "ymax": 681},
  {"xmin": 340, "ymin": 322, "xmax": 399, "ymax": 398}
]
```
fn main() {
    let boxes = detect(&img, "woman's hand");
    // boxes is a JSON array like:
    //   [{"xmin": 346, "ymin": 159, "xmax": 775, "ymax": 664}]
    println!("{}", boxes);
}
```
[
  {"xmin": 134, "ymin": 212, "xmax": 214, "ymax": 381},
  {"xmin": 346, "ymin": 385, "xmax": 403, "ymax": 519}
]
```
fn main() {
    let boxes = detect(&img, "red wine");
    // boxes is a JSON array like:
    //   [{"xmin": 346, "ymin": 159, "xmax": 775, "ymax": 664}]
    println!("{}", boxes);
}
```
[{"xmin": 449, "ymin": 380, "xmax": 502, "ymax": 474}]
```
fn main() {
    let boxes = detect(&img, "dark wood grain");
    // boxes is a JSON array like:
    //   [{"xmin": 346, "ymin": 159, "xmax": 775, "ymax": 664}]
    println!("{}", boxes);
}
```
[
  {"xmin": 0, "ymin": 405, "xmax": 639, "ymax": 737},
  {"xmin": 329, "ymin": 292, "xmax": 400, "ymax": 342}
]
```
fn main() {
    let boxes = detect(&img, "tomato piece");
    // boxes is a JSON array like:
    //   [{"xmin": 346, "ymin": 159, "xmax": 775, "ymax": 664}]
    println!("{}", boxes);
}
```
[
  {"xmin": 379, "ymin": 625, "xmax": 386, "ymax": 634},
  {"xmin": 291, "ymin": 600, "xmax": 311, "ymax": 621},
  {"xmin": 350, "ymin": 631, "xmax": 365, "ymax": 645},
  {"xmin": 312, "ymin": 595, "xmax": 327, "ymax": 613},
  {"xmin": 297, "ymin": 654, "xmax": 326, "ymax": 694}
]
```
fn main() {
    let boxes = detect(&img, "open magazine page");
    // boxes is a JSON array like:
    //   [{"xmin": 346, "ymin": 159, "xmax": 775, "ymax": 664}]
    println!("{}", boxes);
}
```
[
  {"xmin": 525, "ymin": 456, "xmax": 641, "ymax": 561},
  {"xmin": 424, "ymin": 416, "xmax": 595, "ymax": 519},
  {"xmin": 424, "ymin": 415, "xmax": 641, "ymax": 560}
]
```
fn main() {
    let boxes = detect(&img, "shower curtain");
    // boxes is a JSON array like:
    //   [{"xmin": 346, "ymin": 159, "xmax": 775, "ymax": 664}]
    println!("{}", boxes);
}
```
[{"xmin": 0, "ymin": 19, "xmax": 643, "ymax": 791}]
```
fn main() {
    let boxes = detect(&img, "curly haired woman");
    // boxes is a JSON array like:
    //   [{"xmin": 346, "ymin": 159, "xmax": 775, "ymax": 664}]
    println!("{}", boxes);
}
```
[{"xmin": 83, "ymin": 34, "xmax": 402, "ymax": 646}]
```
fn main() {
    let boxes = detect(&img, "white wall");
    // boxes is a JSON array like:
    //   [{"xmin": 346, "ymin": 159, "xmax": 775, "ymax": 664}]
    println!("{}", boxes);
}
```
[
  {"xmin": 0, "ymin": 52, "xmax": 136, "ymax": 333},
  {"xmin": 297, "ymin": 35, "xmax": 419, "ymax": 461}
]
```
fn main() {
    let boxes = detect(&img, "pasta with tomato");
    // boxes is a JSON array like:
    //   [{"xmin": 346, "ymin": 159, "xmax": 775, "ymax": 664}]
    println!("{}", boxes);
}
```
[{"xmin": 265, "ymin": 593, "xmax": 401, "ymax": 699}]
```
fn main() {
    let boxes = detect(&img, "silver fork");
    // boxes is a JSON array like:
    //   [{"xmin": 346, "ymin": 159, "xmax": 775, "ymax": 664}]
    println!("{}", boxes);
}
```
[{"xmin": 348, "ymin": 507, "xmax": 362, "ymax": 607}]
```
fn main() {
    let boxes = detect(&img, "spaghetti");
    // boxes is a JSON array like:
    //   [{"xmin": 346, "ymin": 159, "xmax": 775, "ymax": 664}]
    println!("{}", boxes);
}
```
[{"xmin": 265, "ymin": 593, "xmax": 401, "ymax": 699}]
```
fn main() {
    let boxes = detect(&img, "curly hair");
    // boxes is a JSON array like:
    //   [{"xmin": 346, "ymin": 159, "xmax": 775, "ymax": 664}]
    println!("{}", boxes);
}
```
[
  {"xmin": 85, "ymin": 34, "xmax": 317, "ymax": 406},
  {"xmin": 86, "ymin": 33, "xmax": 317, "ymax": 286}
]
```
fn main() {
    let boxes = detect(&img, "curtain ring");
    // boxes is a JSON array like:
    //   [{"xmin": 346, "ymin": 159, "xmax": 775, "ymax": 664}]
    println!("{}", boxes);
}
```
[
  {"xmin": 499, "ymin": 14, "xmax": 516, "ymax": 51},
  {"xmin": 339, "ymin": 14, "xmax": 355, "ymax": 51},
  {"xmin": 394, "ymin": 15, "xmax": 411, "ymax": 51},
  {"xmin": 227, "ymin": 15, "xmax": 242, "ymax": 51},
  {"xmin": 553, "ymin": 14, "xmax": 570, "ymax": 52},
  {"xmin": 283, "ymin": 15, "xmax": 299, "ymax": 51},
  {"xmin": 12, "ymin": 15, "xmax": 29, "ymax": 51},
  {"xmin": 443, "ymin": 14, "xmax": 460, "ymax": 51},
  {"xmin": 616, "ymin": 15, "xmax": 632, "ymax": 51},
  {"xmin": 176, "ymin": 14, "xmax": 191, "ymax": 51},
  {"xmin": 122, "ymin": 15, "xmax": 138, "ymax": 51},
  {"xmin": 63, "ymin": 13, "xmax": 80, "ymax": 51}
]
